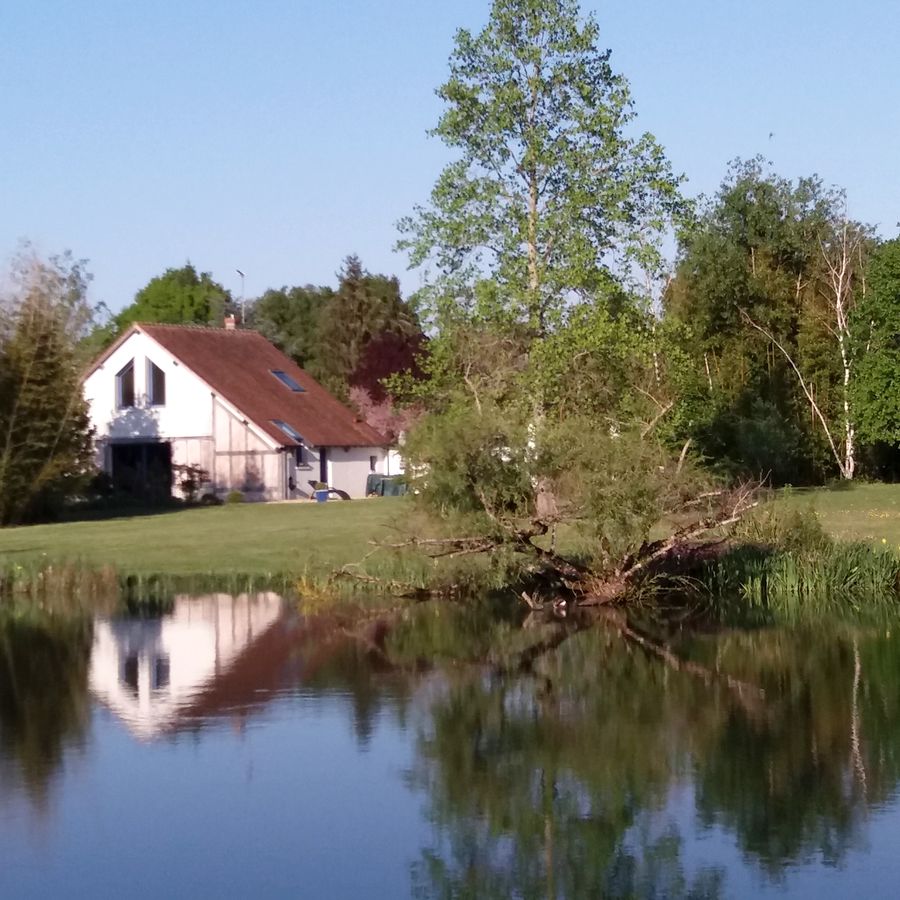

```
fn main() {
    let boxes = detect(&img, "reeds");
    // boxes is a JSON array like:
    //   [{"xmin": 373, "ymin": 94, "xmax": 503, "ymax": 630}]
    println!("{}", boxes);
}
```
[
  {"xmin": 0, "ymin": 559, "xmax": 299, "ymax": 615},
  {"xmin": 700, "ymin": 540, "xmax": 900, "ymax": 622}
]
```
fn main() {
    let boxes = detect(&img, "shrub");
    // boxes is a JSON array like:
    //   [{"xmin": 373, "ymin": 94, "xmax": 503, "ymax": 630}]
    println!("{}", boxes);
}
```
[
  {"xmin": 699, "ymin": 504, "xmax": 900, "ymax": 621},
  {"xmin": 225, "ymin": 490, "xmax": 244, "ymax": 504}
]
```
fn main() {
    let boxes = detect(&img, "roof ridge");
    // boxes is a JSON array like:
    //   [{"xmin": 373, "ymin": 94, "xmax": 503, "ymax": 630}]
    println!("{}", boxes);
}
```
[{"xmin": 138, "ymin": 322, "xmax": 262, "ymax": 335}]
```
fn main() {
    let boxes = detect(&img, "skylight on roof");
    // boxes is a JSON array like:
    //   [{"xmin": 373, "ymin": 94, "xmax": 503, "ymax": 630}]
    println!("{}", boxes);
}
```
[
  {"xmin": 271, "ymin": 420, "xmax": 304, "ymax": 443},
  {"xmin": 271, "ymin": 369, "xmax": 305, "ymax": 392}
]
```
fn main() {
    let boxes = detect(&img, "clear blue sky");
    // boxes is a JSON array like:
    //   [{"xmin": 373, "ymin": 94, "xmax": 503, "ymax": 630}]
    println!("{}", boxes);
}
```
[{"xmin": 2, "ymin": 1, "xmax": 899, "ymax": 312}]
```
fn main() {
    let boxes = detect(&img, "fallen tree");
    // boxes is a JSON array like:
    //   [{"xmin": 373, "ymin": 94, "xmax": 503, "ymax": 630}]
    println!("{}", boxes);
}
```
[{"xmin": 337, "ymin": 404, "xmax": 761, "ymax": 609}]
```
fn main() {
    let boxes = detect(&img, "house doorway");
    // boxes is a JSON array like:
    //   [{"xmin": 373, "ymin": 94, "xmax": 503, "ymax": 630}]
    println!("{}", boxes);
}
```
[{"xmin": 110, "ymin": 442, "xmax": 173, "ymax": 500}]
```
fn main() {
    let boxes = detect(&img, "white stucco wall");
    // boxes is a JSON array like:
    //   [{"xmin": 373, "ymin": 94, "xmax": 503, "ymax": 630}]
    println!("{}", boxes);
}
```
[
  {"xmin": 84, "ymin": 329, "xmax": 214, "ymax": 445},
  {"xmin": 328, "ymin": 446, "xmax": 386, "ymax": 497},
  {"xmin": 212, "ymin": 396, "xmax": 284, "ymax": 500}
]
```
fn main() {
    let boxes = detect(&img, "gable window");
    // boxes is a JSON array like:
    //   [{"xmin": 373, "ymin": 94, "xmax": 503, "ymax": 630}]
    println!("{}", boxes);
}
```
[
  {"xmin": 271, "ymin": 419, "xmax": 304, "ymax": 442},
  {"xmin": 117, "ymin": 360, "xmax": 135, "ymax": 408},
  {"xmin": 147, "ymin": 360, "xmax": 166, "ymax": 406},
  {"xmin": 270, "ymin": 369, "xmax": 305, "ymax": 392}
]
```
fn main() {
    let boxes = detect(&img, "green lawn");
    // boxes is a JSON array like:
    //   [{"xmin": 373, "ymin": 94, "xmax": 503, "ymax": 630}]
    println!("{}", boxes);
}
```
[
  {"xmin": 0, "ymin": 499, "xmax": 408, "ymax": 577},
  {"xmin": 3, "ymin": 484, "xmax": 900, "ymax": 582},
  {"xmin": 779, "ymin": 483, "xmax": 900, "ymax": 549}
]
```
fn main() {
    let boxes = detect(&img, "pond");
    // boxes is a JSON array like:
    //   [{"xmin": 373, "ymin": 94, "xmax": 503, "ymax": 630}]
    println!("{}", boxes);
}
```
[{"xmin": 2, "ymin": 593, "xmax": 900, "ymax": 898}]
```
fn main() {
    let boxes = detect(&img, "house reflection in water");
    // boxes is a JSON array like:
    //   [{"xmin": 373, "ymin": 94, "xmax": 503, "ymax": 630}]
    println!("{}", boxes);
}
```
[{"xmin": 89, "ymin": 593, "xmax": 285, "ymax": 740}]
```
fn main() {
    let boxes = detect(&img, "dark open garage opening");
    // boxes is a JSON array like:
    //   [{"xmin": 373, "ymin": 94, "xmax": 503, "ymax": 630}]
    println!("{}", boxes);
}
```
[{"xmin": 110, "ymin": 442, "xmax": 173, "ymax": 501}]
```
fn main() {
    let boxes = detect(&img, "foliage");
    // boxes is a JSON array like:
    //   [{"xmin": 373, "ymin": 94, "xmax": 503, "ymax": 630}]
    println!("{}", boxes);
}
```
[
  {"xmin": 316, "ymin": 255, "xmax": 422, "ymax": 399},
  {"xmin": 405, "ymin": 398, "xmax": 717, "ymax": 571},
  {"xmin": 852, "ymin": 237, "xmax": 900, "ymax": 447},
  {"xmin": 398, "ymin": 0, "xmax": 685, "ymax": 334},
  {"xmin": 115, "ymin": 263, "xmax": 234, "ymax": 330},
  {"xmin": 172, "ymin": 463, "xmax": 211, "ymax": 504},
  {"xmin": 248, "ymin": 256, "xmax": 423, "ymax": 404},
  {"xmin": 347, "ymin": 386, "xmax": 421, "ymax": 444},
  {"xmin": 0, "ymin": 248, "xmax": 96, "ymax": 524},
  {"xmin": 698, "ymin": 505, "xmax": 900, "ymax": 620},
  {"xmin": 666, "ymin": 157, "xmax": 873, "ymax": 483},
  {"xmin": 250, "ymin": 283, "xmax": 333, "ymax": 369},
  {"xmin": 225, "ymin": 490, "xmax": 244, "ymax": 504}
]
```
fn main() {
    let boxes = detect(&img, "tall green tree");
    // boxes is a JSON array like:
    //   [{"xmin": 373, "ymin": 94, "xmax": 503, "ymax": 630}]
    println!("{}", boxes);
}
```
[
  {"xmin": 393, "ymin": 0, "xmax": 714, "ymax": 585},
  {"xmin": 852, "ymin": 237, "xmax": 900, "ymax": 450},
  {"xmin": 667, "ymin": 158, "xmax": 871, "ymax": 482},
  {"xmin": 250, "ymin": 283, "xmax": 334, "ymax": 370},
  {"xmin": 116, "ymin": 263, "xmax": 233, "ymax": 330},
  {"xmin": 0, "ymin": 249, "xmax": 96, "ymax": 524},
  {"xmin": 316, "ymin": 255, "xmax": 421, "ymax": 399},
  {"xmin": 398, "ymin": 0, "xmax": 684, "ymax": 335}
]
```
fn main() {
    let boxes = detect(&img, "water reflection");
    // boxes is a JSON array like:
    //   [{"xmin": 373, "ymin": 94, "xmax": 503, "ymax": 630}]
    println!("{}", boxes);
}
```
[
  {"xmin": 89, "ymin": 593, "xmax": 284, "ymax": 739},
  {"xmin": 403, "ymin": 617, "xmax": 900, "ymax": 897},
  {"xmin": 2, "ymin": 597, "xmax": 900, "ymax": 897},
  {"xmin": 0, "ymin": 614, "xmax": 92, "ymax": 805}
]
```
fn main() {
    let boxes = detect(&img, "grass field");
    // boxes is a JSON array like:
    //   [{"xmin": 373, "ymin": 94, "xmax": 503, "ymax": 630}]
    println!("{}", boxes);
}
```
[
  {"xmin": 2, "ymin": 484, "xmax": 900, "ymax": 586},
  {"xmin": 0, "ymin": 499, "xmax": 409, "ymax": 578},
  {"xmin": 779, "ymin": 483, "xmax": 900, "ymax": 549}
]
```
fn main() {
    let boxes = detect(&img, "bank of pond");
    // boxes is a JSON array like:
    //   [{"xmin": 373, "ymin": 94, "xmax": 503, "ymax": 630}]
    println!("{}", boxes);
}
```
[{"xmin": 3, "ymin": 585, "xmax": 900, "ymax": 897}]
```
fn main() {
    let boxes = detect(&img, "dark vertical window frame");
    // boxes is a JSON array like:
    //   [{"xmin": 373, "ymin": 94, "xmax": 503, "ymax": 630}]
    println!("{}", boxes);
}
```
[
  {"xmin": 147, "ymin": 359, "xmax": 166, "ymax": 406},
  {"xmin": 117, "ymin": 360, "xmax": 135, "ymax": 408}
]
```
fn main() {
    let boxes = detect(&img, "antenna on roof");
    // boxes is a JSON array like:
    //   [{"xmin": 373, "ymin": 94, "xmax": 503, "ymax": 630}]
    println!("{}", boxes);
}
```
[{"xmin": 235, "ymin": 269, "xmax": 245, "ymax": 326}]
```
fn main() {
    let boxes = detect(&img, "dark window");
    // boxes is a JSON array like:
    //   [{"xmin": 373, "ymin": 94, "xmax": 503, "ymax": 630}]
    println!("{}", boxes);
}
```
[
  {"xmin": 369, "ymin": 455, "xmax": 377, "ymax": 472},
  {"xmin": 270, "ymin": 370, "xmax": 305, "ymax": 392},
  {"xmin": 148, "ymin": 360, "xmax": 166, "ymax": 406},
  {"xmin": 271, "ymin": 419, "xmax": 304, "ymax": 442},
  {"xmin": 117, "ymin": 360, "xmax": 135, "ymax": 408},
  {"xmin": 152, "ymin": 655, "xmax": 170, "ymax": 690},
  {"xmin": 123, "ymin": 654, "xmax": 139, "ymax": 695},
  {"xmin": 294, "ymin": 446, "xmax": 305, "ymax": 466}
]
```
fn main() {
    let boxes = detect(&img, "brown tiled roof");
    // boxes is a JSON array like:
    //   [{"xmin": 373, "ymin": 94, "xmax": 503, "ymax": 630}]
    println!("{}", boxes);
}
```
[{"xmin": 111, "ymin": 324, "xmax": 385, "ymax": 447}]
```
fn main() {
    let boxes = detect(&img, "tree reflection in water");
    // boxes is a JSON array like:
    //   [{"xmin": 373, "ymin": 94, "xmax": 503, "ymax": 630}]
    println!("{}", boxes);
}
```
[
  {"xmin": 395, "ymin": 604, "xmax": 900, "ymax": 898},
  {"xmin": 3, "ymin": 596, "xmax": 900, "ymax": 897},
  {"xmin": 0, "ymin": 612, "xmax": 93, "ymax": 806}
]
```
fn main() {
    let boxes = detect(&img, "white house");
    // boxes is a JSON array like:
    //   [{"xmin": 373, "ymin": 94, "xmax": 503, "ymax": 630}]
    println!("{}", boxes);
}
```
[{"xmin": 83, "ymin": 321, "xmax": 393, "ymax": 500}]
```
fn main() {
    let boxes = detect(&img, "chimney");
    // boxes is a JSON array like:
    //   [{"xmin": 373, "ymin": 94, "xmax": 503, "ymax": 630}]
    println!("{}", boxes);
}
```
[{"xmin": 224, "ymin": 314, "xmax": 236, "ymax": 331}]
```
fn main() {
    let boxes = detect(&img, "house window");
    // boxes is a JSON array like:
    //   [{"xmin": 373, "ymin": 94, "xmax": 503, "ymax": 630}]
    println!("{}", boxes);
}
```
[
  {"xmin": 369, "ymin": 455, "xmax": 377, "ymax": 472},
  {"xmin": 147, "ymin": 360, "xmax": 166, "ymax": 406},
  {"xmin": 294, "ymin": 446, "xmax": 305, "ymax": 466},
  {"xmin": 271, "ymin": 419, "xmax": 304, "ymax": 442},
  {"xmin": 270, "ymin": 369, "xmax": 305, "ymax": 392},
  {"xmin": 152, "ymin": 655, "xmax": 170, "ymax": 690},
  {"xmin": 117, "ymin": 360, "xmax": 135, "ymax": 408},
  {"xmin": 122, "ymin": 654, "xmax": 139, "ymax": 696}
]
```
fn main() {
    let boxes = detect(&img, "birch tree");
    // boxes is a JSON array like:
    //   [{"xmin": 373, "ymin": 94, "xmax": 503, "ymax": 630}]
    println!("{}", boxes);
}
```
[
  {"xmin": 397, "ymin": 0, "xmax": 684, "ymax": 337},
  {"xmin": 743, "ymin": 215, "xmax": 871, "ymax": 480}
]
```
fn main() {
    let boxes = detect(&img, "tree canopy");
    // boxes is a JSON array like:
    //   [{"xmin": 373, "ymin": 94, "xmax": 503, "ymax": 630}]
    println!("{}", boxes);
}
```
[
  {"xmin": 665, "ymin": 158, "xmax": 874, "ymax": 482},
  {"xmin": 116, "ymin": 263, "xmax": 234, "ymax": 330},
  {"xmin": 0, "ymin": 248, "xmax": 96, "ymax": 524},
  {"xmin": 852, "ymin": 238, "xmax": 900, "ymax": 449},
  {"xmin": 398, "ymin": 0, "xmax": 684, "ymax": 334}
]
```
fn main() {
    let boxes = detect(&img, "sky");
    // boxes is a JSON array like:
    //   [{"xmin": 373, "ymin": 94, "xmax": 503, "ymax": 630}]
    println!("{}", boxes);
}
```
[{"xmin": 2, "ymin": 0, "xmax": 900, "ymax": 313}]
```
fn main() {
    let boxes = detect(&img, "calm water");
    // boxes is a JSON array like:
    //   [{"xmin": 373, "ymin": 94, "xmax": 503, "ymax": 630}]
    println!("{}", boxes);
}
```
[{"xmin": 2, "ymin": 594, "xmax": 900, "ymax": 898}]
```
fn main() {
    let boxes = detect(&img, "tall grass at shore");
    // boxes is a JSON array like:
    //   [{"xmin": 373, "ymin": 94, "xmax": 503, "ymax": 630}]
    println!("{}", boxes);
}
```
[
  {"xmin": 699, "ymin": 506, "xmax": 900, "ymax": 622},
  {"xmin": 0, "ymin": 558, "xmax": 300, "ymax": 616}
]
